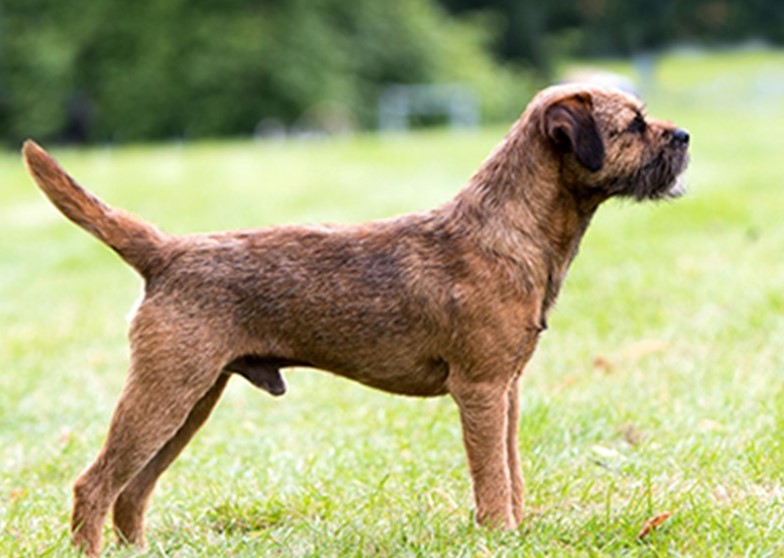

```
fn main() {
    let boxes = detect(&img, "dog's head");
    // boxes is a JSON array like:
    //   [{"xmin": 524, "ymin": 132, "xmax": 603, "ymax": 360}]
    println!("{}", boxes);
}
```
[{"xmin": 534, "ymin": 84, "xmax": 689, "ymax": 201}]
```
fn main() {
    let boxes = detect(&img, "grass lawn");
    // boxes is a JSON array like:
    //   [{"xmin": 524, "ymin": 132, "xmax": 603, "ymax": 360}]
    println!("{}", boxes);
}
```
[{"xmin": 2, "ymin": 48, "xmax": 784, "ymax": 556}]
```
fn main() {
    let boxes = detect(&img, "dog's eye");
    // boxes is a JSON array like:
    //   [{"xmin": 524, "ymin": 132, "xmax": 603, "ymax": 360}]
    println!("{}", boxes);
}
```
[{"xmin": 627, "ymin": 114, "xmax": 647, "ymax": 134}]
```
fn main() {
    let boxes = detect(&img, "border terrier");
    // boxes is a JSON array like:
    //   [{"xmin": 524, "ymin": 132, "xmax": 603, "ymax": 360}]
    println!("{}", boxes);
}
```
[{"xmin": 23, "ymin": 84, "xmax": 689, "ymax": 555}]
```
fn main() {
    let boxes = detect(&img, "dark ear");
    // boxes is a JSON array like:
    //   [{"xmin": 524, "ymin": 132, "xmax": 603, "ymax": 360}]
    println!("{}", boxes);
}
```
[{"xmin": 543, "ymin": 94, "xmax": 605, "ymax": 172}]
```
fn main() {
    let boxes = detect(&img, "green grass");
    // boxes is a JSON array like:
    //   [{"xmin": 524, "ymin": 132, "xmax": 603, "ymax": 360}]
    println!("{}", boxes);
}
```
[{"xmin": 3, "ymin": 47, "xmax": 784, "ymax": 556}]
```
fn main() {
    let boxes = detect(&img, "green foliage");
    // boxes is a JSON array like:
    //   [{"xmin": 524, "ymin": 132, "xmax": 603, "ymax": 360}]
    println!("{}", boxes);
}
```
[
  {"xmin": 0, "ymin": 0, "xmax": 529, "ymax": 145},
  {"xmin": 440, "ymin": 0, "xmax": 784, "ymax": 71}
]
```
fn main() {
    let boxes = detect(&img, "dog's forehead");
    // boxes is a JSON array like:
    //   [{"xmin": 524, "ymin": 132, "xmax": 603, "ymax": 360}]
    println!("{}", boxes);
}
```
[
  {"xmin": 533, "ymin": 83, "xmax": 642, "ymax": 124},
  {"xmin": 592, "ymin": 89, "xmax": 643, "ymax": 126}
]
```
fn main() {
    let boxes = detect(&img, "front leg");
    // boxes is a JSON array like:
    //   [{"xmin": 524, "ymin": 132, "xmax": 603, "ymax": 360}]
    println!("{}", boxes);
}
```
[
  {"xmin": 506, "ymin": 376, "xmax": 524, "ymax": 525},
  {"xmin": 449, "ymin": 377, "xmax": 515, "ymax": 529}
]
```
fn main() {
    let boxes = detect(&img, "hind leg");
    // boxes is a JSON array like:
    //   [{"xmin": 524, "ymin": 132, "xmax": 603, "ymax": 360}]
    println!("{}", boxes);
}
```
[
  {"xmin": 71, "ymin": 345, "xmax": 224, "ymax": 556},
  {"xmin": 112, "ymin": 373, "xmax": 230, "ymax": 547}
]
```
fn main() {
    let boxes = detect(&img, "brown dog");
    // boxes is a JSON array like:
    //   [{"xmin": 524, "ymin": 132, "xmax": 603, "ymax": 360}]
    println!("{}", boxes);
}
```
[{"xmin": 23, "ymin": 84, "xmax": 689, "ymax": 556}]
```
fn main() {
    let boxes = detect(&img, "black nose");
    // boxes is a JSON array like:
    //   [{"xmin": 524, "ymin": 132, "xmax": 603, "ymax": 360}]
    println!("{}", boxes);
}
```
[{"xmin": 671, "ymin": 128, "xmax": 690, "ymax": 147}]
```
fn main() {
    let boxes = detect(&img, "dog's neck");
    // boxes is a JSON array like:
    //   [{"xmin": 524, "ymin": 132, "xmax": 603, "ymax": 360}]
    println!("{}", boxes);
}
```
[{"xmin": 445, "ymin": 120, "xmax": 604, "ymax": 315}]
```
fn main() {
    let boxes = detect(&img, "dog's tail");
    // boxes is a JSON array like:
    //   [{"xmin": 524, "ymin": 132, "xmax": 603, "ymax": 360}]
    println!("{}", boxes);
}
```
[{"xmin": 22, "ymin": 140, "xmax": 168, "ymax": 278}]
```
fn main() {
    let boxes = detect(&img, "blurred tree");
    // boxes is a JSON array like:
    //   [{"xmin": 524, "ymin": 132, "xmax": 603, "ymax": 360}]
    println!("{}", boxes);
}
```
[
  {"xmin": 0, "ymin": 0, "xmax": 529, "ymax": 145},
  {"xmin": 3, "ymin": 0, "xmax": 781, "ymax": 145},
  {"xmin": 439, "ymin": 0, "xmax": 784, "ymax": 71}
]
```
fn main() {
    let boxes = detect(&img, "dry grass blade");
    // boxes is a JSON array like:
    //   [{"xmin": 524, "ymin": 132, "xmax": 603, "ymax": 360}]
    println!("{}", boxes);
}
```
[{"xmin": 636, "ymin": 511, "xmax": 673, "ymax": 541}]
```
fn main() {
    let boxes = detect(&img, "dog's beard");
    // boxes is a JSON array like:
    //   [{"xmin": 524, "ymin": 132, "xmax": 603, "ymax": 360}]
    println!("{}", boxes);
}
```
[
  {"xmin": 619, "ymin": 149, "xmax": 689, "ymax": 201},
  {"xmin": 663, "ymin": 173, "xmax": 687, "ymax": 199},
  {"xmin": 649, "ymin": 150, "xmax": 690, "ymax": 200}
]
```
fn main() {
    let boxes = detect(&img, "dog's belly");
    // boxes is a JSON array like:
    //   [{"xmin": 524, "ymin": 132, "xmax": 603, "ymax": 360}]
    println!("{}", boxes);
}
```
[
  {"xmin": 255, "ymin": 300, "xmax": 454, "ymax": 397},
  {"xmin": 229, "ymin": 355, "xmax": 451, "ymax": 397},
  {"xmin": 317, "ymin": 356, "xmax": 451, "ymax": 397},
  {"xmin": 240, "ymin": 343, "xmax": 451, "ymax": 398}
]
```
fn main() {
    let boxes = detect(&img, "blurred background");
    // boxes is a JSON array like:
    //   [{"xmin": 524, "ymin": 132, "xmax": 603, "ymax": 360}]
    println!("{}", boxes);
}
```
[{"xmin": 1, "ymin": 0, "xmax": 782, "ymax": 146}]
